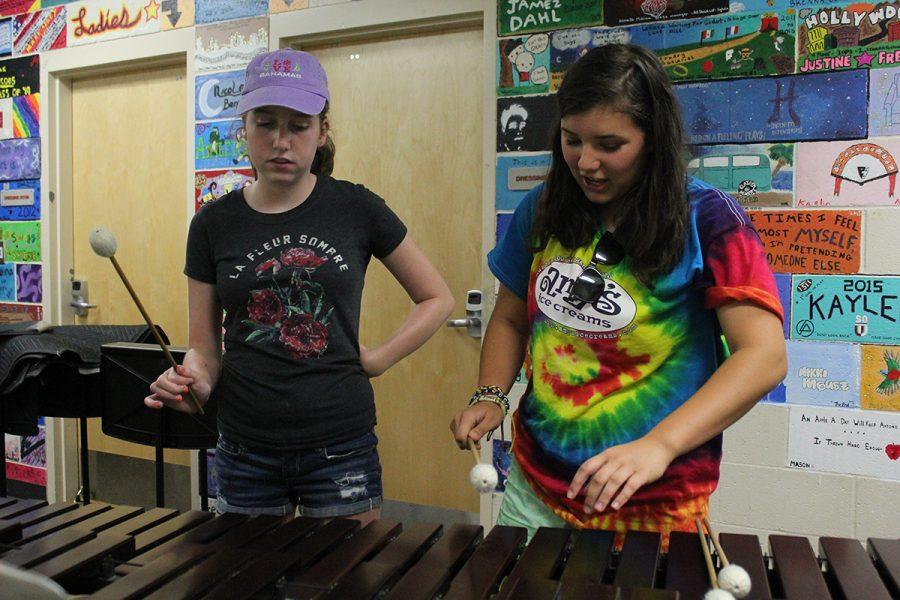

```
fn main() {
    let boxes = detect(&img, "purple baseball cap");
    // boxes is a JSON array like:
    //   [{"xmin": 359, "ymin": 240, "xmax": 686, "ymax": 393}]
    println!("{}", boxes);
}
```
[{"xmin": 237, "ymin": 49, "xmax": 329, "ymax": 116}]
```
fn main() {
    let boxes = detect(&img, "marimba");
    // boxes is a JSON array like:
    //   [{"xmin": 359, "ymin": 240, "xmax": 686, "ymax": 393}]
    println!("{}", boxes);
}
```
[{"xmin": 0, "ymin": 495, "xmax": 896, "ymax": 599}]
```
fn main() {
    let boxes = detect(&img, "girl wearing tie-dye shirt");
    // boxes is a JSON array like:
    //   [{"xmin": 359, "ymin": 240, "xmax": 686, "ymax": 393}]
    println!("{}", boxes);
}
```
[{"xmin": 451, "ymin": 44, "xmax": 786, "ymax": 545}]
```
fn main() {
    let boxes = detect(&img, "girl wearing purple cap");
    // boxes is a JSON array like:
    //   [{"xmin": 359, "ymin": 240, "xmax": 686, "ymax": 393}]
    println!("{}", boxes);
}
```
[{"xmin": 147, "ymin": 49, "xmax": 454, "ymax": 524}]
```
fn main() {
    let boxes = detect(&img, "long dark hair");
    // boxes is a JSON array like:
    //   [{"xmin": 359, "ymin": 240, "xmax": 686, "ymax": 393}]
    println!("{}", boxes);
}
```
[
  {"xmin": 311, "ymin": 101, "xmax": 335, "ymax": 177},
  {"xmin": 532, "ymin": 43, "xmax": 689, "ymax": 286}
]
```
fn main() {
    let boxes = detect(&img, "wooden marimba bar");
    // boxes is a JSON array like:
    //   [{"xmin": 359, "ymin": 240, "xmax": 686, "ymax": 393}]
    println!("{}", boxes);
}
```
[{"xmin": 0, "ymin": 495, "xmax": 896, "ymax": 599}]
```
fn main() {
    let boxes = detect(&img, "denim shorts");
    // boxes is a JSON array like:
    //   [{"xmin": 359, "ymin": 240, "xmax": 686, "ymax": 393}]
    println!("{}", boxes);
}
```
[{"xmin": 214, "ymin": 430, "xmax": 383, "ymax": 518}]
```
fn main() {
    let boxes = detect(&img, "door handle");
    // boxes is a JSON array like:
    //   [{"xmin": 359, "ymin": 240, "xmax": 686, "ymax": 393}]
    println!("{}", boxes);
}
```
[
  {"xmin": 69, "ymin": 300, "xmax": 96, "ymax": 309},
  {"xmin": 446, "ymin": 289, "xmax": 482, "ymax": 338},
  {"xmin": 446, "ymin": 316, "xmax": 481, "ymax": 328},
  {"xmin": 69, "ymin": 297, "xmax": 96, "ymax": 317}
]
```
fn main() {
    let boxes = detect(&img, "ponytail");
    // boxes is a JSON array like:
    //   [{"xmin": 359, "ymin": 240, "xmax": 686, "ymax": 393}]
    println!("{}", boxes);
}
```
[
  {"xmin": 312, "ymin": 134, "xmax": 335, "ymax": 176},
  {"xmin": 311, "ymin": 102, "xmax": 335, "ymax": 176}
]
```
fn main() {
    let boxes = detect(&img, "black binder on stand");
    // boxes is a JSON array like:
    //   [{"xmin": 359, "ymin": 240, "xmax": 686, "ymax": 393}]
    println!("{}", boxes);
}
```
[{"xmin": 100, "ymin": 342, "xmax": 218, "ymax": 510}]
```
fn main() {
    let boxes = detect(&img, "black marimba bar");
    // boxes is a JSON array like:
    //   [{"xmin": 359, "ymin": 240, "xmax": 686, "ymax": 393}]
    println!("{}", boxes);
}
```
[{"xmin": 0, "ymin": 495, "xmax": 896, "ymax": 599}]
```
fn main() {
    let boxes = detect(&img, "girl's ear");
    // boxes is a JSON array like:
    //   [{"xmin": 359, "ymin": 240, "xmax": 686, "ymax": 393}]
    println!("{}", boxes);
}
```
[{"xmin": 319, "ymin": 116, "xmax": 330, "ymax": 147}]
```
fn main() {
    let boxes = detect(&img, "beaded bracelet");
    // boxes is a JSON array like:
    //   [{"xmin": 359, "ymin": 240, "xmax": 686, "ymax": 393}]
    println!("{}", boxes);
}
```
[{"xmin": 468, "ymin": 385, "xmax": 510, "ymax": 417}]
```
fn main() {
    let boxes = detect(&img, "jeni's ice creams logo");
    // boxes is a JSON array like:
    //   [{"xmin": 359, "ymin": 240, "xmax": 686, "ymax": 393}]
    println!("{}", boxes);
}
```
[
  {"xmin": 260, "ymin": 59, "xmax": 304, "ymax": 79},
  {"xmin": 534, "ymin": 260, "xmax": 636, "ymax": 335}
]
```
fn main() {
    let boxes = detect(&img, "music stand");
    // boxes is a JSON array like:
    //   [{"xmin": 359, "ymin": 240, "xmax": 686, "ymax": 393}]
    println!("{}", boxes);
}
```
[{"xmin": 100, "ymin": 342, "xmax": 218, "ymax": 509}]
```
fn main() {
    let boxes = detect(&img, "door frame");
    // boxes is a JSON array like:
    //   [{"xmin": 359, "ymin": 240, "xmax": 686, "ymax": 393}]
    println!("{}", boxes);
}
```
[
  {"xmin": 43, "ymin": 28, "xmax": 196, "ymax": 504},
  {"xmin": 270, "ymin": 0, "xmax": 496, "ymax": 522}
]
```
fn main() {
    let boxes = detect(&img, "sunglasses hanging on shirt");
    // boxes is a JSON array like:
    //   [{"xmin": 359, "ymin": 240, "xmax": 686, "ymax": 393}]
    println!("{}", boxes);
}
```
[{"xmin": 567, "ymin": 231, "xmax": 625, "ymax": 304}]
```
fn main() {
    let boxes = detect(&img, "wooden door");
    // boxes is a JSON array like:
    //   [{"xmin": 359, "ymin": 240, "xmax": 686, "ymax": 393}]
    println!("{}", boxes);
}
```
[
  {"xmin": 71, "ymin": 63, "xmax": 190, "ymax": 468},
  {"xmin": 307, "ymin": 27, "xmax": 483, "ymax": 512}
]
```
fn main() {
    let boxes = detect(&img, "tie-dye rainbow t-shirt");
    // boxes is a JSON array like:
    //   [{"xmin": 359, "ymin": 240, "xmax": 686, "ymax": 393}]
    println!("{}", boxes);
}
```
[{"xmin": 488, "ymin": 178, "xmax": 782, "ymax": 539}]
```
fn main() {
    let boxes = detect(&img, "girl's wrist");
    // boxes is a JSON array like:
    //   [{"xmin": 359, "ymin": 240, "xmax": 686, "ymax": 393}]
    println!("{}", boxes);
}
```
[{"xmin": 468, "ymin": 385, "xmax": 510, "ymax": 417}]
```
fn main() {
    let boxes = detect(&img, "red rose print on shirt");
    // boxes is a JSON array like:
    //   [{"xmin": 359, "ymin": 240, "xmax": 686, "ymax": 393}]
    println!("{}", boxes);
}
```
[
  {"xmin": 281, "ymin": 247, "xmax": 328, "ymax": 269},
  {"xmin": 242, "ymin": 246, "xmax": 333, "ymax": 359},
  {"xmin": 247, "ymin": 289, "xmax": 285, "ymax": 326},
  {"xmin": 280, "ymin": 313, "xmax": 329, "ymax": 358}
]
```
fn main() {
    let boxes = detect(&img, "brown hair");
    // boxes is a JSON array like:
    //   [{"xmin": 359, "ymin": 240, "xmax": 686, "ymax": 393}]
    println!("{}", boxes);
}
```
[
  {"xmin": 532, "ymin": 43, "xmax": 689, "ymax": 286},
  {"xmin": 312, "ymin": 101, "xmax": 335, "ymax": 176}
]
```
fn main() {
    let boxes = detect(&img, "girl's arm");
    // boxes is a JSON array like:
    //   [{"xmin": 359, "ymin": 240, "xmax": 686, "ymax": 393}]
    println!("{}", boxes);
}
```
[
  {"xmin": 569, "ymin": 301, "xmax": 787, "ymax": 513},
  {"xmin": 449, "ymin": 284, "xmax": 530, "ymax": 449},
  {"xmin": 145, "ymin": 278, "xmax": 223, "ymax": 413},
  {"xmin": 360, "ymin": 234, "xmax": 455, "ymax": 377}
]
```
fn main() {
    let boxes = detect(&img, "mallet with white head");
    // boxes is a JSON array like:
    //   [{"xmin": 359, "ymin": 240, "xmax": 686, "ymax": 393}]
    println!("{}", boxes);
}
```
[
  {"xmin": 697, "ymin": 518, "xmax": 736, "ymax": 600},
  {"xmin": 89, "ymin": 227, "xmax": 205, "ymax": 415},
  {"xmin": 704, "ymin": 517, "xmax": 752, "ymax": 599},
  {"xmin": 467, "ymin": 438, "xmax": 498, "ymax": 494}
]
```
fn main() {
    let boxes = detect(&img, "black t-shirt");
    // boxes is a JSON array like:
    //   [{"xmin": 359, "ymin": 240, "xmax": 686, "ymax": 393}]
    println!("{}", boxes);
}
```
[{"xmin": 185, "ymin": 175, "xmax": 407, "ymax": 449}]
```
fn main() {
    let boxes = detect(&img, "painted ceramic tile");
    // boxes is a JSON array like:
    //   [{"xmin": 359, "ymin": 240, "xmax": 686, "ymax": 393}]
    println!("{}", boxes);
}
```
[
  {"xmin": 195, "ymin": 70, "xmax": 244, "ymax": 120},
  {"xmin": 0, "ymin": 264, "xmax": 14, "ymax": 302},
  {"xmin": 497, "ymin": 33, "xmax": 551, "ymax": 96},
  {"xmin": 676, "ymin": 70, "xmax": 868, "ymax": 144},
  {"xmin": 0, "ymin": 18, "xmax": 12, "ymax": 57},
  {"xmin": 44, "ymin": 0, "xmax": 81, "ymax": 5},
  {"xmin": 497, "ymin": 94, "xmax": 558, "ymax": 152},
  {"xmin": 796, "ymin": 139, "xmax": 900, "ymax": 207},
  {"xmin": 498, "ymin": 0, "xmax": 603, "ymax": 36},
  {"xmin": 0, "ymin": 82, "xmax": 36, "ymax": 140},
  {"xmin": 15, "ymin": 263, "xmax": 40, "ymax": 302},
  {"xmin": 14, "ymin": 6, "xmax": 67, "ymax": 55},
  {"xmin": 5, "ymin": 421, "xmax": 46, "ymax": 485},
  {"xmin": 869, "ymin": 66, "xmax": 900, "ymax": 136},
  {"xmin": 0, "ymin": 179, "xmax": 40, "ymax": 220},
  {"xmin": 195, "ymin": 119, "xmax": 248, "ymax": 170},
  {"xmin": 0, "ymin": 54, "xmax": 40, "ymax": 99},
  {"xmin": 605, "ymin": 0, "xmax": 728, "ymax": 26},
  {"xmin": 783, "ymin": 339, "xmax": 860, "ymax": 408},
  {"xmin": 0, "ymin": 138, "xmax": 40, "ymax": 181},
  {"xmin": 1, "ymin": 220, "xmax": 40, "ymax": 262},
  {"xmin": 688, "ymin": 143, "xmax": 794, "ymax": 207},
  {"xmin": 0, "ymin": 1, "xmax": 40, "ymax": 18},
  {"xmin": 67, "ymin": 0, "xmax": 162, "ymax": 47},
  {"xmin": 195, "ymin": 16, "xmax": 267, "ymax": 74},
  {"xmin": 761, "ymin": 381, "xmax": 787, "ymax": 403},
  {"xmin": 492, "ymin": 439, "xmax": 512, "ymax": 492},
  {"xmin": 19, "ymin": 427, "xmax": 46, "ymax": 469},
  {"xmin": 797, "ymin": 3, "xmax": 900, "ymax": 73},
  {"xmin": 791, "ymin": 275, "xmax": 900, "ymax": 344},
  {"xmin": 729, "ymin": 1, "xmax": 794, "ymax": 10},
  {"xmin": 6, "ymin": 460, "xmax": 47, "ymax": 485},
  {"xmin": 195, "ymin": 0, "xmax": 266, "ymax": 24},
  {"xmin": 635, "ymin": 10, "xmax": 796, "ymax": 82},
  {"xmin": 861, "ymin": 344, "xmax": 900, "ymax": 412},
  {"xmin": 603, "ymin": 0, "xmax": 728, "ymax": 26},
  {"xmin": 194, "ymin": 168, "xmax": 253, "ymax": 211},
  {"xmin": 734, "ymin": 1, "xmax": 849, "ymax": 10},
  {"xmin": 11, "ymin": 93, "xmax": 38, "ymax": 138},
  {"xmin": 0, "ymin": 99, "xmax": 11, "ymax": 140},
  {"xmin": 549, "ymin": 27, "xmax": 631, "ymax": 90},
  {"xmin": 787, "ymin": 406, "xmax": 899, "ymax": 480},
  {"xmin": 159, "ymin": 0, "xmax": 194, "ymax": 30},
  {"xmin": 747, "ymin": 209, "xmax": 861, "ymax": 274},
  {"xmin": 0, "ymin": 301, "xmax": 42, "ymax": 322},
  {"xmin": 269, "ymin": 0, "xmax": 308, "ymax": 14},
  {"xmin": 4, "ymin": 433, "xmax": 20, "ymax": 461},
  {"xmin": 496, "ymin": 154, "xmax": 550, "ymax": 211},
  {"xmin": 776, "ymin": 272, "xmax": 792, "ymax": 338}
]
